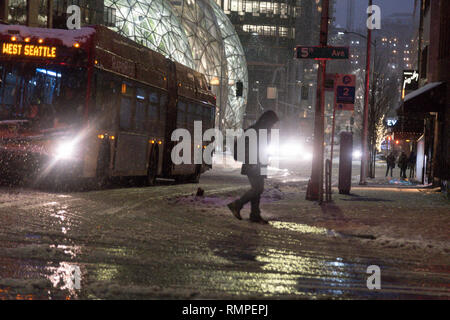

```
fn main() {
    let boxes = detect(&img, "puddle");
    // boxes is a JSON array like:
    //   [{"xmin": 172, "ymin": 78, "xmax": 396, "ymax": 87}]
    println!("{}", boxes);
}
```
[
  {"xmin": 269, "ymin": 221, "xmax": 329, "ymax": 235},
  {"xmin": 269, "ymin": 221, "xmax": 376, "ymax": 240}
]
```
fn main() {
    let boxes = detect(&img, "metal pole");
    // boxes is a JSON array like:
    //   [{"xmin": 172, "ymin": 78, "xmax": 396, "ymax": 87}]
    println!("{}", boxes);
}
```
[
  {"xmin": 359, "ymin": 0, "xmax": 372, "ymax": 185},
  {"xmin": 328, "ymin": 73, "xmax": 337, "ymax": 201},
  {"xmin": 369, "ymin": 40, "xmax": 377, "ymax": 178},
  {"xmin": 330, "ymin": 88, "xmax": 337, "ymax": 174},
  {"xmin": 306, "ymin": 0, "xmax": 329, "ymax": 203}
]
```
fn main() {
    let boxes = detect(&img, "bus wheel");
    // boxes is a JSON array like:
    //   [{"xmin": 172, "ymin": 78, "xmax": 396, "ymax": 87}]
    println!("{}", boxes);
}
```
[
  {"xmin": 147, "ymin": 147, "xmax": 158, "ymax": 186},
  {"xmin": 96, "ymin": 142, "xmax": 110, "ymax": 188}
]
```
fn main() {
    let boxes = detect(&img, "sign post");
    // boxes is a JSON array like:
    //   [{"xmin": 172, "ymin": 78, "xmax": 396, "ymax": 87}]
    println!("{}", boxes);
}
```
[
  {"xmin": 295, "ymin": 2, "xmax": 350, "ymax": 203},
  {"xmin": 330, "ymin": 74, "xmax": 356, "ymax": 184}
]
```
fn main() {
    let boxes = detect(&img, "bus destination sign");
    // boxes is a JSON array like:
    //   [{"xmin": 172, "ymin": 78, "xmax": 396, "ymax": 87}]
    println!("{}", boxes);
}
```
[{"xmin": 2, "ymin": 42, "xmax": 57, "ymax": 58}]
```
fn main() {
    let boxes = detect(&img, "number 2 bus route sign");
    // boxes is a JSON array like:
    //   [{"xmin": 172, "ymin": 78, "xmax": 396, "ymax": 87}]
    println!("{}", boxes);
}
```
[{"xmin": 334, "ymin": 74, "xmax": 356, "ymax": 111}]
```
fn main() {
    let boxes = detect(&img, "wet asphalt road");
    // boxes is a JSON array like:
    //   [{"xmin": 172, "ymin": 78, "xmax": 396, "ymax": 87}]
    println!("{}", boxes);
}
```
[{"xmin": 0, "ymin": 165, "xmax": 449, "ymax": 300}]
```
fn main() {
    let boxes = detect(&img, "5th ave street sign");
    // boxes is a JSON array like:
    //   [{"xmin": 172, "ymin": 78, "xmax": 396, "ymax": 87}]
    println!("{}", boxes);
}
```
[{"xmin": 296, "ymin": 46, "xmax": 349, "ymax": 60}]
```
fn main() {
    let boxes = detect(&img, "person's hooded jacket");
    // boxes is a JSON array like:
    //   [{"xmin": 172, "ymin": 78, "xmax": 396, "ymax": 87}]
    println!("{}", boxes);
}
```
[{"xmin": 238, "ymin": 110, "xmax": 279, "ymax": 177}]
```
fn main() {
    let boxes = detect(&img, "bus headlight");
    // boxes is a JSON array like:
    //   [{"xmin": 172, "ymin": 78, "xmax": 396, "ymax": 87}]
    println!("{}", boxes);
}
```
[
  {"xmin": 267, "ymin": 144, "xmax": 278, "ymax": 156},
  {"xmin": 55, "ymin": 140, "xmax": 77, "ymax": 160},
  {"xmin": 353, "ymin": 150, "xmax": 362, "ymax": 159},
  {"xmin": 303, "ymin": 152, "xmax": 313, "ymax": 161},
  {"xmin": 280, "ymin": 143, "xmax": 303, "ymax": 157}
]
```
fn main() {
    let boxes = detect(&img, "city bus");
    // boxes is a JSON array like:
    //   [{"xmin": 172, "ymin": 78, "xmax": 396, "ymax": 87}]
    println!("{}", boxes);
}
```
[{"xmin": 0, "ymin": 24, "xmax": 216, "ymax": 186}]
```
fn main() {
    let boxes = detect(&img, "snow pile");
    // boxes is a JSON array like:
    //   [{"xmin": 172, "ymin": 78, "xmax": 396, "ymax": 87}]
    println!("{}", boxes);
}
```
[
  {"xmin": 372, "ymin": 236, "xmax": 449, "ymax": 255},
  {"xmin": 212, "ymin": 152, "xmax": 242, "ymax": 169},
  {"xmin": 171, "ymin": 187, "xmax": 286, "ymax": 208},
  {"xmin": 0, "ymin": 244, "xmax": 70, "ymax": 261}
]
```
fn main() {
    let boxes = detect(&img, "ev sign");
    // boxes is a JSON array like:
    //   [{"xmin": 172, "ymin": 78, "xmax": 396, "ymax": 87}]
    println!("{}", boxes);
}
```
[{"xmin": 334, "ymin": 74, "xmax": 356, "ymax": 111}]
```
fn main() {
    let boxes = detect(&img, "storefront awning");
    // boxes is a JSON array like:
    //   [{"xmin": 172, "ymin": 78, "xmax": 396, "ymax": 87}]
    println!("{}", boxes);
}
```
[{"xmin": 403, "ymin": 82, "xmax": 446, "ymax": 113}]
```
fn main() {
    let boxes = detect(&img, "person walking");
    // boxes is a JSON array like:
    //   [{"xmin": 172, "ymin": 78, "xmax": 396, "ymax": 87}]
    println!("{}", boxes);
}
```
[
  {"xmin": 408, "ymin": 150, "xmax": 416, "ymax": 179},
  {"xmin": 398, "ymin": 151, "xmax": 408, "ymax": 179},
  {"xmin": 385, "ymin": 152, "xmax": 396, "ymax": 177},
  {"xmin": 227, "ymin": 110, "xmax": 279, "ymax": 224}
]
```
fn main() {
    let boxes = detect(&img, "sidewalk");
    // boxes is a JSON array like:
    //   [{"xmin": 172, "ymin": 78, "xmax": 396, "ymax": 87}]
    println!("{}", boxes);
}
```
[
  {"xmin": 179, "ymin": 173, "xmax": 450, "ymax": 258},
  {"xmin": 261, "ymin": 175, "xmax": 450, "ymax": 257}
]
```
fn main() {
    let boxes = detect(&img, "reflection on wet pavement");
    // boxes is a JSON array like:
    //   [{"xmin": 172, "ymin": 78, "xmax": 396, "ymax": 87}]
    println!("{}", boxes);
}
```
[
  {"xmin": 269, "ymin": 221, "xmax": 328, "ymax": 235},
  {"xmin": 0, "ymin": 183, "xmax": 449, "ymax": 300}
]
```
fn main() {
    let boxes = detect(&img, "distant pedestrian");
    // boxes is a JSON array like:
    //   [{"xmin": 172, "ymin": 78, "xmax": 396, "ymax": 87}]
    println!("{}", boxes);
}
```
[
  {"xmin": 227, "ymin": 110, "xmax": 279, "ymax": 224},
  {"xmin": 408, "ymin": 151, "xmax": 416, "ymax": 179},
  {"xmin": 385, "ymin": 152, "xmax": 396, "ymax": 177},
  {"xmin": 398, "ymin": 152, "xmax": 408, "ymax": 179}
]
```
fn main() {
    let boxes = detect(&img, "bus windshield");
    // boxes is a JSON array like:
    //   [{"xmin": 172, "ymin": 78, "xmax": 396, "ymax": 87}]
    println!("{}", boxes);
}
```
[{"xmin": 0, "ymin": 63, "xmax": 87, "ymax": 131}]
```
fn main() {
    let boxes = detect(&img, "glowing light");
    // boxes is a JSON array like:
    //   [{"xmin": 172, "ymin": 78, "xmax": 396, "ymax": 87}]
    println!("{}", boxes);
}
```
[
  {"xmin": 353, "ymin": 150, "xmax": 362, "ymax": 159},
  {"xmin": 73, "ymin": 43, "xmax": 80, "ymax": 48},
  {"xmin": 11, "ymin": 36, "xmax": 16, "ymax": 41},
  {"xmin": 55, "ymin": 140, "xmax": 77, "ymax": 160},
  {"xmin": 1, "ymin": 43, "xmax": 57, "ymax": 58},
  {"xmin": 303, "ymin": 152, "xmax": 313, "ymax": 161},
  {"xmin": 210, "ymin": 77, "xmax": 220, "ymax": 86}
]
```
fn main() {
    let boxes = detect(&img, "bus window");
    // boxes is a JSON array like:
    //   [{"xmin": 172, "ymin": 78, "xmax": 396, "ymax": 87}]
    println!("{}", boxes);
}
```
[
  {"xmin": 149, "ymin": 92, "xmax": 159, "ymax": 104},
  {"xmin": 177, "ymin": 100, "xmax": 186, "ymax": 126},
  {"xmin": 148, "ymin": 91, "xmax": 159, "ymax": 122},
  {"xmin": 0, "ymin": 63, "xmax": 86, "ymax": 129},
  {"xmin": 136, "ymin": 88, "xmax": 146, "ymax": 131},
  {"xmin": 187, "ymin": 103, "xmax": 196, "ymax": 127},
  {"xmin": 159, "ymin": 93, "xmax": 167, "ymax": 123},
  {"xmin": 188, "ymin": 103, "xmax": 196, "ymax": 114},
  {"xmin": 195, "ymin": 104, "xmax": 202, "ymax": 114},
  {"xmin": 93, "ymin": 72, "xmax": 117, "ymax": 130},
  {"xmin": 120, "ymin": 96, "xmax": 133, "ymax": 130},
  {"xmin": 148, "ymin": 104, "xmax": 159, "ymax": 121}
]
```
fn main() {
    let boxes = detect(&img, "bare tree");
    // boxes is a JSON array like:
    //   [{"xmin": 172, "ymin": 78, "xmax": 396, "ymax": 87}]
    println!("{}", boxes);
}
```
[{"xmin": 367, "ymin": 52, "xmax": 399, "ymax": 178}]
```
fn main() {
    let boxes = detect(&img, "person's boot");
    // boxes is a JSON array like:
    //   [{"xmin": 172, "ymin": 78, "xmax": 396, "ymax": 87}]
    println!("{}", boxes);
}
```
[
  {"xmin": 249, "ymin": 211, "xmax": 268, "ymax": 224},
  {"xmin": 227, "ymin": 201, "xmax": 242, "ymax": 220}
]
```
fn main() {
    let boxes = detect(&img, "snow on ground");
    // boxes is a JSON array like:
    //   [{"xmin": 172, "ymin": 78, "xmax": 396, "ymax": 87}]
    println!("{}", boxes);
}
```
[{"xmin": 0, "ymin": 160, "xmax": 448, "ymax": 299}]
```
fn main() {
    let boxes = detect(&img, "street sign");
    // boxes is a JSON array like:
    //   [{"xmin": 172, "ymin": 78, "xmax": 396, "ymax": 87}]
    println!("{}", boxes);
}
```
[
  {"xmin": 296, "ymin": 46, "xmax": 349, "ymax": 60},
  {"xmin": 334, "ymin": 74, "xmax": 356, "ymax": 111}
]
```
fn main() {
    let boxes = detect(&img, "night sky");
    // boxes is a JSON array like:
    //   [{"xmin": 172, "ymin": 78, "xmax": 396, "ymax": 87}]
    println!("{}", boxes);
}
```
[{"xmin": 334, "ymin": 0, "xmax": 417, "ymax": 30}]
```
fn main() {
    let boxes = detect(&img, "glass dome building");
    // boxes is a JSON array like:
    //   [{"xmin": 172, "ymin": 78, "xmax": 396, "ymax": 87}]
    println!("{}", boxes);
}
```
[{"xmin": 104, "ymin": 0, "xmax": 248, "ymax": 130}]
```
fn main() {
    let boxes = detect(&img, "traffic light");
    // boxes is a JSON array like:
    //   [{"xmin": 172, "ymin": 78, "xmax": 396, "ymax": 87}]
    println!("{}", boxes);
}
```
[{"xmin": 236, "ymin": 81, "xmax": 243, "ymax": 97}]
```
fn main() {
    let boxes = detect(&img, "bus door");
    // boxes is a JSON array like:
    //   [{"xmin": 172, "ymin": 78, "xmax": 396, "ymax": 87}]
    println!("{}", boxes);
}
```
[{"xmin": 114, "ymin": 83, "xmax": 148, "ymax": 175}]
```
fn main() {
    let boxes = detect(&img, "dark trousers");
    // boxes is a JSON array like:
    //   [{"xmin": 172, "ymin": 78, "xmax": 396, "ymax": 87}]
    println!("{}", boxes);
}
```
[
  {"xmin": 409, "ymin": 165, "xmax": 415, "ymax": 178},
  {"xmin": 400, "ymin": 166, "xmax": 407, "ymax": 179},
  {"xmin": 236, "ymin": 174, "xmax": 264, "ymax": 216},
  {"xmin": 385, "ymin": 165, "xmax": 393, "ymax": 177}
]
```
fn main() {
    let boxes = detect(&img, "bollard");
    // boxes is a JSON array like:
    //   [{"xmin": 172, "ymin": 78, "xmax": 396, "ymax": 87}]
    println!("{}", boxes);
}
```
[{"xmin": 338, "ymin": 132, "xmax": 353, "ymax": 194}]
